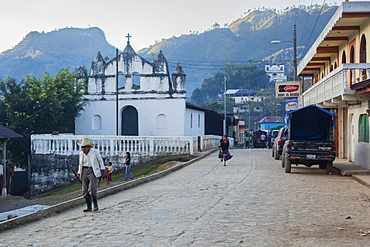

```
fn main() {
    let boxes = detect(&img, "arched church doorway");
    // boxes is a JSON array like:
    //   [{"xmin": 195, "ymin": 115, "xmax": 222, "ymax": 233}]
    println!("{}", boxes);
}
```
[{"xmin": 121, "ymin": 106, "xmax": 138, "ymax": 136}]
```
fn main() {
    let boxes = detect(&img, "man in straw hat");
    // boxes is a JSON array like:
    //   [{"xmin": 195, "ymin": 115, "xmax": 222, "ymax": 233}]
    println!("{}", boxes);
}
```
[{"xmin": 77, "ymin": 138, "xmax": 106, "ymax": 212}]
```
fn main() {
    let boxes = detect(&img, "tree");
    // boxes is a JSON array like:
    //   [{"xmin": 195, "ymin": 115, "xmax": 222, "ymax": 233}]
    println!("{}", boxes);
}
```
[
  {"xmin": 200, "ymin": 98, "xmax": 234, "ymax": 115},
  {"xmin": 0, "ymin": 68, "xmax": 87, "ymax": 167},
  {"xmin": 253, "ymin": 90, "xmax": 285, "ymax": 116},
  {"xmin": 190, "ymin": 62, "xmax": 270, "ymax": 105},
  {"xmin": 211, "ymin": 22, "xmax": 221, "ymax": 29}
]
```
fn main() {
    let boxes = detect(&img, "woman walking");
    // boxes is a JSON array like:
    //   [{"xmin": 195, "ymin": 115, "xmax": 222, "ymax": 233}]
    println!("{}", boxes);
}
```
[
  {"xmin": 219, "ymin": 135, "xmax": 232, "ymax": 166},
  {"xmin": 123, "ymin": 152, "xmax": 134, "ymax": 180}
]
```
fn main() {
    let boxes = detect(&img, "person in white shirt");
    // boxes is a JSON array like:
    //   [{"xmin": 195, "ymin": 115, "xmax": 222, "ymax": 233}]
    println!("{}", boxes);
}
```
[
  {"xmin": 77, "ymin": 138, "xmax": 105, "ymax": 212},
  {"xmin": 260, "ymin": 133, "xmax": 266, "ymax": 148}
]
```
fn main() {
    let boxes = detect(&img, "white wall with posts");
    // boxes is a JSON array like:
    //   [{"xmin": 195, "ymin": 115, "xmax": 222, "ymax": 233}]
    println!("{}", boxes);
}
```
[{"xmin": 31, "ymin": 135, "xmax": 225, "ymax": 156}]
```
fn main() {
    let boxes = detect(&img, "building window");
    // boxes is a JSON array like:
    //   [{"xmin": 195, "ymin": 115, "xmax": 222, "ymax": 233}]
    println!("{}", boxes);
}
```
[
  {"xmin": 92, "ymin": 115, "xmax": 102, "ymax": 130},
  {"xmin": 350, "ymin": 45, "xmax": 355, "ymax": 63},
  {"xmin": 342, "ymin": 50, "xmax": 346, "ymax": 64},
  {"xmin": 118, "ymin": 72, "xmax": 125, "ymax": 89},
  {"xmin": 360, "ymin": 35, "xmax": 367, "ymax": 79},
  {"xmin": 198, "ymin": 114, "xmax": 201, "ymax": 128},
  {"xmin": 190, "ymin": 113, "xmax": 193, "ymax": 128},
  {"xmin": 360, "ymin": 34, "xmax": 367, "ymax": 63},
  {"xmin": 157, "ymin": 114, "xmax": 166, "ymax": 129},
  {"xmin": 359, "ymin": 114, "xmax": 369, "ymax": 143},
  {"xmin": 133, "ymin": 72, "xmax": 141, "ymax": 89}
]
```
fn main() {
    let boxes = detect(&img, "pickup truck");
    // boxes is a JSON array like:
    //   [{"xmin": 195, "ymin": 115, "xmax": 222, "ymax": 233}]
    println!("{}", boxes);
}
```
[{"xmin": 282, "ymin": 105, "xmax": 336, "ymax": 174}]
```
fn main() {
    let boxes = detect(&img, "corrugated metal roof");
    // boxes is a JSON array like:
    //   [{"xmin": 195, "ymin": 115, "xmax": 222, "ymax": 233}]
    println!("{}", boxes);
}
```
[{"xmin": 0, "ymin": 125, "xmax": 23, "ymax": 139}]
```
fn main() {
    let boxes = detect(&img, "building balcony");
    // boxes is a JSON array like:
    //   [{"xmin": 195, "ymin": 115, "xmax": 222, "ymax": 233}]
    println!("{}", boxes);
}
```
[{"xmin": 302, "ymin": 63, "xmax": 370, "ymax": 107}]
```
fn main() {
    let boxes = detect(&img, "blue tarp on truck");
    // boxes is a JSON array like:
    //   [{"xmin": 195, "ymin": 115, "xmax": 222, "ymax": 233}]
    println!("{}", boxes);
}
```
[{"xmin": 284, "ymin": 105, "xmax": 336, "ymax": 141}]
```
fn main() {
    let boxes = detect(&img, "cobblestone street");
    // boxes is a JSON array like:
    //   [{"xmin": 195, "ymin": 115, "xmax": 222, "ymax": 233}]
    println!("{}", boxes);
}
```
[{"xmin": 1, "ymin": 149, "xmax": 370, "ymax": 246}]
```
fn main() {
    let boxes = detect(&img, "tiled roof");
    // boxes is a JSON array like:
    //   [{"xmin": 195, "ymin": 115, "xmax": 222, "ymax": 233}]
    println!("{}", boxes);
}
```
[{"xmin": 257, "ymin": 116, "xmax": 284, "ymax": 123}]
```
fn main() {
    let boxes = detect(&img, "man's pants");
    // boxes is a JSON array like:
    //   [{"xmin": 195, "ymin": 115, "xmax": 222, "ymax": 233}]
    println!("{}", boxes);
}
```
[{"xmin": 81, "ymin": 167, "xmax": 97, "ymax": 198}]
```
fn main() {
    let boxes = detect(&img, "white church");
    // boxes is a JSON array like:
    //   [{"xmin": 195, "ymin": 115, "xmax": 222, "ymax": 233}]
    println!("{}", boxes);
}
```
[
  {"xmin": 74, "ymin": 36, "xmax": 209, "ymax": 137},
  {"xmin": 265, "ymin": 64, "xmax": 287, "ymax": 82}
]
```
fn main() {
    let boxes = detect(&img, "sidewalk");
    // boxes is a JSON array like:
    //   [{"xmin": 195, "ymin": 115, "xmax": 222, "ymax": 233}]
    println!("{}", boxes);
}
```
[{"xmin": 334, "ymin": 158, "xmax": 370, "ymax": 188}]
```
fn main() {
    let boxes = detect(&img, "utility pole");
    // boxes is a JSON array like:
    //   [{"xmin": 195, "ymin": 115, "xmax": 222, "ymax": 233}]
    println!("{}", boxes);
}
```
[
  {"xmin": 293, "ymin": 24, "xmax": 297, "ymax": 81},
  {"xmin": 271, "ymin": 24, "xmax": 298, "ymax": 81},
  {"xmin": 1, "ymin": 139, "xmax": 6, "ymax": 197},
  {"xmin": 115, "ymin": 48, "xmax": 119, "ymax": 136},
  {"xmin": 223, "ymin": 76, "xmax": 227, "ymax": 136}
]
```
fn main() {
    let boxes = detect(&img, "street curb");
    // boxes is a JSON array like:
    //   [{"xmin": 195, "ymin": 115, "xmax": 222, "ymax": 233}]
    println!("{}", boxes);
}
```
[
  {"xmin": 0, "ymin": 149, "xmax": 217, "ymax": 232},
  {"xmin": 351, "ymin": 176, "xmax": 370, "ymax": 188}
]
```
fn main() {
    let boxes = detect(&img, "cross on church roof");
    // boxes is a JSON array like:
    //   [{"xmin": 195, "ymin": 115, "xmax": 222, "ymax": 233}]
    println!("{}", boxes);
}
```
[{"xmin": 126, "ymin": 33, "xmax": 132, "ymax": 45}]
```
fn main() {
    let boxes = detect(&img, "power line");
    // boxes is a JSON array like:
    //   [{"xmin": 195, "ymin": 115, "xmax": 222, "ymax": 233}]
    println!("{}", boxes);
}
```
[
  {"xmin": 302, "ymin": 0, "xmax": 327, "ymax": 56},
  {"xmin": 299, "ymin": 0, "xmax": 314, "ymax": 44}
]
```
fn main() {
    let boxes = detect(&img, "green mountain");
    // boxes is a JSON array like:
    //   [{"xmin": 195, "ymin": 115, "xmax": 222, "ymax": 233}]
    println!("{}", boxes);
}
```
[
  {"xmin": 0, "ymin": 27, "xmax": 116, "ymax": 79},
  {"xmin": 139, "ymin": 6, "xmax": 337, "ymax": 93},
  {"xmin": 0, "ymin": 5, "xmax": 338, "ymax": 95}
]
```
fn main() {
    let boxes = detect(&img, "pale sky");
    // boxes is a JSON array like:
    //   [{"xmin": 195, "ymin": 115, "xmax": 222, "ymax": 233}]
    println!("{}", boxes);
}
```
[{"xmin": 0, "ymin": 0, "xmax": 343, "ymax": 53}]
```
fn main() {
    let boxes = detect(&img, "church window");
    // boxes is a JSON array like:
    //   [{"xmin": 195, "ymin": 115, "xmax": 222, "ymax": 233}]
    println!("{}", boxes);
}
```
[
  {"xmin": 157, "ymin": 114, "xmax": 166, "ymax": 129},
  {"xmin": 190, "ymin": 113, "xmax": 193, "ymax": 128},
  {"xmin": 359, "ymin": 114, "xmax": 369, "ymax": 143},
  {"xmin": 198, "ymin": 114, "xmax": 201, "ymax": 128},
  {"xmin": 92, "ymin": 115, "xmax": 102, "ymax": 130},
  {"xmin": 118, "ymin": 72, "xmax": 125, "ymax": 89},
  {"xmin": 132, "ymin": 72, "xmax": 141, "ymax": 89}
]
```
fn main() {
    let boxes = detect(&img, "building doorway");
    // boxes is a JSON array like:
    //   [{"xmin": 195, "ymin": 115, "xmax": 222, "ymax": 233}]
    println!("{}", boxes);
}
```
[{"xmin": 121, "ymin": 106, "xmax": 138, "ymax": 136}]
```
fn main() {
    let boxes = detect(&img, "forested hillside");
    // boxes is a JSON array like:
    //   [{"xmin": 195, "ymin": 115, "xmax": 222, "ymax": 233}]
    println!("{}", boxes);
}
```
[{"xmin": 0, "ymin": 5, "xmax": 338, "ymax": 95}]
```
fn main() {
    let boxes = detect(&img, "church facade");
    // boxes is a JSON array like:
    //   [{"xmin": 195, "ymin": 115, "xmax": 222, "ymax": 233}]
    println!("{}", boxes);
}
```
[
  {"xmin": 75, "ymin": 38, "xmax": 205, "ymax": 137},
  {"xmin": 265, "ymin": 65, "xmax": 287, "ymax": 82}
]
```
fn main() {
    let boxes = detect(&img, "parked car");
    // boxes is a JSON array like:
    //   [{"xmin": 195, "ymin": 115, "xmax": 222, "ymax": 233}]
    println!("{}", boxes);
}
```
[
  {"xmin": 272, "ymin": 127, "xmax": 288, "ymax": 160},
  {"xmin": 271, "ymin": 130, "xmax": 279, "ymax": 140}
]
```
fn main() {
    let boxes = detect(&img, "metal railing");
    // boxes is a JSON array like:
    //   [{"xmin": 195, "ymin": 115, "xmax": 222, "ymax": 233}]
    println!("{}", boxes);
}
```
[{"xmin": 303, "ymin": 63, "xmax": 370, "ymax": 105}]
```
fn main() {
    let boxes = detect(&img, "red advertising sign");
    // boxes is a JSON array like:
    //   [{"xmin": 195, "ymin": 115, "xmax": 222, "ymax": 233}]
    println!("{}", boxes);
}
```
[
  {"xmin": 275, "ymin": 81, "xmax": 301, "ymax": 98},
  {"xmin": 284, "ymin": 85, "xmax": 299, "ymax": 92}
]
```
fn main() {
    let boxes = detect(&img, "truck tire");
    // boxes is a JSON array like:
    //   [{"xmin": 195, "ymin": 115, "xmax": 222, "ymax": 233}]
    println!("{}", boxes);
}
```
[
  {"xmin": 285, "ymin": 157, "xmax": 291, "ymax": 173},
  {"xmin": 274, "ymin": 147, "xmax": 280, "ymax": 160},
  {"xmin": 325, "ymin": 161, "xmax": 333, "ymax": 174},
  {"xmin": 319, "ymin": 162, "xmax": 326, "ymax": 169}
]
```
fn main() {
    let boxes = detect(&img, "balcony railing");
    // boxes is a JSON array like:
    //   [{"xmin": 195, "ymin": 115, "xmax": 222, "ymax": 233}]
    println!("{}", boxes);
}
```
[
  {"xmin": 303, "ymin": 63, "xmax": 370, "ymax": 106},
  {"xmin": 31, "ymin": 134, "xmax": 225, "ymax": 156}
]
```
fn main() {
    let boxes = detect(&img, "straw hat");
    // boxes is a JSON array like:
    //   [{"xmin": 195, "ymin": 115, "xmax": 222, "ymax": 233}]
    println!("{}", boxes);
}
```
[{"xmin": 77, "ymin": 138, "xmax": 95, "ymax": 147}]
